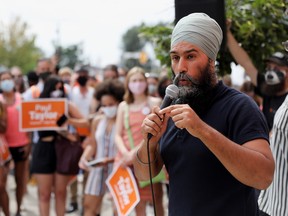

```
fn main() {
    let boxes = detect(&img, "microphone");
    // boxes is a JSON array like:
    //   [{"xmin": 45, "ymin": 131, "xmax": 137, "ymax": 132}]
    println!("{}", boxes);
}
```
[
  {"xmin": 148, "ymin": 84, "xmax": 179, "ymax": 140},
  {"xmin": 159, "ymin": 84, "xmax": 179, "ymax": 109}
]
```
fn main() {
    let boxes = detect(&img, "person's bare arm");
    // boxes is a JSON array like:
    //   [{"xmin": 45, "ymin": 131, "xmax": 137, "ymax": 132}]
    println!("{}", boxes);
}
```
[
  {"xmin": 78, "ymin": 116, "xmax": 101, "ymax": 170},
  {"xmin": 67, "ymin": 117, "xmax": 90, "ymax": 128},
  {"xmin": 133, "ymin": 106, "xmax": 167, "ymax": 180},
  {"xmin": 133, "ymin": 141, "xmax": 164, "ymax": 181},
  {"xmin": 114, "ymin": 101, "xmax": 138, "ymax": 167},
  {"xmin": 114, "ymin": 102, "xmax": 129, "ymax": 155},
  {"xmin": 226, "ymin": 27, "xmax": 259, "ymax": 86},
  {"xmin": 199, "ymin": 127, "xmax": 273, "ymax": 189},
  {"xmin": 160, "ymin": 104, "xmax": 275, "ymax": 190},
  {"xmin": 66, "ymin": 101, "xmax": 91, "ymax": 128},
  {"xmin": 68, "ymin": 101, "xmax": 85, "ymax": 119}
]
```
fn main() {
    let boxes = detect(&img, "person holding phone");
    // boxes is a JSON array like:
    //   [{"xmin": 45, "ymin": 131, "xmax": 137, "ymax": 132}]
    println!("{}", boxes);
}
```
[{"xmin": 31, "ymin": 75, "xmax": 84, "ymax": 216}]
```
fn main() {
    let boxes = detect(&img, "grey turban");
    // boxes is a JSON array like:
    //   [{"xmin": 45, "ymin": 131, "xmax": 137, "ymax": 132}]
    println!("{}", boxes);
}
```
[{"xmin": 171, "ymin": 13, "xmax": 223, "ymax": 60}]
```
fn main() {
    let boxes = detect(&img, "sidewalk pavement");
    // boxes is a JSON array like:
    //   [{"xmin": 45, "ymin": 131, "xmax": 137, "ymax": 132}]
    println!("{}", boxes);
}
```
[{"xmin": 4, "ymin": 173, "xmax": 168, "ymax": 216}]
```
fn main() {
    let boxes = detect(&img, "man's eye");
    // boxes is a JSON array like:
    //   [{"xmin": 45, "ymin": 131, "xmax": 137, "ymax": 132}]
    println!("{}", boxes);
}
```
[{"xmin": 171, "ymin": 56, "xmax": 179, "ymax": 61}]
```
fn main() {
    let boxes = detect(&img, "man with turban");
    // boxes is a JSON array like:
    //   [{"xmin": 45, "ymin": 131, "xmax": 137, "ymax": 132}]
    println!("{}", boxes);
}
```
[{"xmin": 133, "ymin": 13, "xmax": 275, "ymax": 215}]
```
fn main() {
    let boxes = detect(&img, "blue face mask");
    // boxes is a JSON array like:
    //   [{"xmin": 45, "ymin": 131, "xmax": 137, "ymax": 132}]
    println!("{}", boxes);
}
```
[{"xmin": 0, "ymin": 79, "xmax": 15, "ymax": 92}]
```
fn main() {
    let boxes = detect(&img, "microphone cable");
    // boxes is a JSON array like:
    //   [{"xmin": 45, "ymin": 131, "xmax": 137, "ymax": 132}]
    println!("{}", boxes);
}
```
[{"xmin": 147, "ymin": 137, "xmax": 157, "ymax": 216}]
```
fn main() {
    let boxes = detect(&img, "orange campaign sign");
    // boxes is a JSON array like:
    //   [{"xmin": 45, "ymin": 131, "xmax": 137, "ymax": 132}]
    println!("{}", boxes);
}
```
[
  {"xmin": 106, "ymin": 166, "xmax": 140, "ymax": 216},
  {"xmin": 0, "ymin": 136, "xmax": 11, "ymax": 165},
  {"xmin": 19, "ymin": 98, "xmax": 68, "ymax": 132}
]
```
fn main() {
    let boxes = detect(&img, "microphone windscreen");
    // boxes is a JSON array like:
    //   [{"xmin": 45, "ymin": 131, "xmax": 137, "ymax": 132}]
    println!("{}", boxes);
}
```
[{"xmin": 165, "ymin": 84, "xmax": 179, "ymax": 99}]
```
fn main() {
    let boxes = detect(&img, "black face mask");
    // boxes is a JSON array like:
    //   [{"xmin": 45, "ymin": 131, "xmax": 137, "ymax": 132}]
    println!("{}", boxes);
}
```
[
  {"xmin": 39, "ymin": 71, "xmax": 52, "ymax": 81},
  {"xmin": 77, "ymin": 76, "xmax": 88, "ymax": 86},
  {"xmin": 63, "ymin": 79, "xmax": 70, "ymax": 85}
]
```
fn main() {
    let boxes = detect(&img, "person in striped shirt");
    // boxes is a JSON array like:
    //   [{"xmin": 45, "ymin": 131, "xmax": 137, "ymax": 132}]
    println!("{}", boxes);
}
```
[{"xmin": 258, "ymin": 93, "xmax": 288, "ymax": 216}]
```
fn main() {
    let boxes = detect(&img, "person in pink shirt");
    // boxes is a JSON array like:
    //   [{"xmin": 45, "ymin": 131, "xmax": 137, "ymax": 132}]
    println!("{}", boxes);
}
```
[
  {"xmin": 114, "ymin": 66, "xmax": 164, "ymax": 216},
  {"xmin": 0, "ymin": 70, "xmax": 30, "ymax": 216}
]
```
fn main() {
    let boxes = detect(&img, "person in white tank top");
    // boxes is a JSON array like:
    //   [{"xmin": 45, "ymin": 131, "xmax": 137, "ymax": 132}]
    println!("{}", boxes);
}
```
[{"xmin": 78, "ymin": 79, "xmax": 125, "ymax": 216}]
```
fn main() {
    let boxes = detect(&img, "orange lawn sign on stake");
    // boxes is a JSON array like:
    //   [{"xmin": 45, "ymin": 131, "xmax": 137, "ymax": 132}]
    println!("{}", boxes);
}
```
[
  {"xmin": 106, "ymin": 165, "xmax": 140, "ymax": 216},
  {"xmin": 0, "ymin": 136, "xmax": 11, "ymax": 165},
  {"xmin": 19, "ymin": 98, "xmax": 68, "ymax": 132}
]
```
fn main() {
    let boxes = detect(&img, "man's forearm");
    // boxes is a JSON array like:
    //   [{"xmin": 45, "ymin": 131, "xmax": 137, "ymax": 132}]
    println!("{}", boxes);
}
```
[{"xmin": 133, "ymin": 143, "xmax": 163, "ymax": 181}]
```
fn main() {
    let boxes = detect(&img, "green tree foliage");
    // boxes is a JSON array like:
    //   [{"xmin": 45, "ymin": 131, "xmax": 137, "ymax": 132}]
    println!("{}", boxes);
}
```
[
  {"xmin": 139, "ymin": 23, "xmax": 173, "ymax": 68},
  {"xmin": 0, "ymin": 17, "xmax": 42, "ymax": 73},
  {"xmin": 139, "ymin": 0, "xmax": 288, "ymax": 76},
  {"xmin": 224, "ymin": 0, "xmax": 287, "ymax": 74},
  {"xmin": 122, "ymin": 25, "xmax": 146, "ymax": 52},
  {"xmin": 121, "ymin": 24, "xmax": 154, "ymax": 71},
  {"xmin": 55, "ymin": 43, "xmax": 87, "ymax": 69}
]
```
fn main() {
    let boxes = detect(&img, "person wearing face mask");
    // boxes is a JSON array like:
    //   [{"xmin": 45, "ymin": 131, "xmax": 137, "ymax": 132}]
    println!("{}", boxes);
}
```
[
  {"xmin": 31, "ymin": 75, "xmax": 85, "ymax": 216},
  {"xmin": 0, "ymin": 70, "xmax": 30, "ymax": 216},
  {"xmin": 11, "ymin": 66, "xmax": 27, "ymax": 94},
  {"xmin": 22, "ymin": 58, "xmax": 52, "ymax": 102},
  {"xmin": 22, "ymin": 58, "xmax": 53, "ymax": 156},
  {"xmin": 58, "ymin": 66, "xmax": 73, "ymax": 100},
  {"xmin": 75, "ymin": 79, "xmax": 125, "ymax": 216},
  {"xmin": 114, "ymin": 66, "xmax": 165, "ymax": 216},
  {"xmin": 35, "ymin": 58, "xmax": 53, "ymax": 93},
  {"xmin": 118, "ymin": 66, "xmax": 128, "ymax": 83},
  {"xmin": 146, "ymin": 73, "xmax": 160, "ymax": 97},
  {"xmin": 68, "ymin": 68, "xmax": 95, "ymax": 213},
  {"xmin": 227, "ymin": 23, "xmax": 288, "ymax": 131},
  {"xmin": 102, "ymin": 64, "xmax": 119, "ymax": 80},
  {"xmin": 71, "ymin": 68, "xmax": 95, "ymax": 140},
  {"xmin": 227, "ymin": 27, "xmax": 288, "ymax": 216}
]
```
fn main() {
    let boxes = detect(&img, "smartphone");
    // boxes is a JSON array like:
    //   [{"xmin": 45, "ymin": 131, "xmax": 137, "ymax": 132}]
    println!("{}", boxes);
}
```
[{"xmin": 56, "ymin": 114, "xmax": 68, "ymax": 126}]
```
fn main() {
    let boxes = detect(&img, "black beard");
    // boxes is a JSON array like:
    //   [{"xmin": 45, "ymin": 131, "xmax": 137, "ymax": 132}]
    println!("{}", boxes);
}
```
[
  {"xmin": 259, "ymin": 81, "xmax": 285, "ymax": 97},
  {"xmin": 173, "ymin": 62, "xmax": 217, "ymax": 115}
]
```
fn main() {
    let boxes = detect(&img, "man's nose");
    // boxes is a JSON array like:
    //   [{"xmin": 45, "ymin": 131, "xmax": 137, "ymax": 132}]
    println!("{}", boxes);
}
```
[{"xmin": 177, "ymin": 58, "xmax": 188, "ymax": 73}]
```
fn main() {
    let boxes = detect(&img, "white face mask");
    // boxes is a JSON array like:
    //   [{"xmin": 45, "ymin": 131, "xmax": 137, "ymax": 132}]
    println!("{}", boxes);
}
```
[
  {"xmin": 101, "ymin": 105, "xmax": 118, "ymax": 118},
  {"xmin": 0, "ymin": 79, "xmax": 15, "ymax": 92},
  {"xmin": 50, "ymin": 89, "xmax": 64, "ymax": 98},
  {"xmin": 118, "ymin": 76, "xmax": 126, "ymax": 83}
]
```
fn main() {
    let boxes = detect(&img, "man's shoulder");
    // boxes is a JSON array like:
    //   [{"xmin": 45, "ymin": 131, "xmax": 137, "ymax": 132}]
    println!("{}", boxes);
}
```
[
  {"xmin": 22, "ymin": 85, "xmax": 41, "ymax": 100},
  {"xmin": 214, "ymin": 82, "xmax": 245, "ymax": 103}
]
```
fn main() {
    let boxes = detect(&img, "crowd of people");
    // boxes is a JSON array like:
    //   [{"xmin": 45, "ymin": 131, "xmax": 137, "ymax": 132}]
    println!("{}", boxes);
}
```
[
  {"xmin": 0, "ymin": 56, "xmax": 171, "ymax": 216},
  {"xmin": 0, "ymin": 12, "xmax": 288, "ymax": 216}
]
